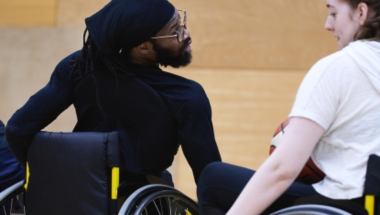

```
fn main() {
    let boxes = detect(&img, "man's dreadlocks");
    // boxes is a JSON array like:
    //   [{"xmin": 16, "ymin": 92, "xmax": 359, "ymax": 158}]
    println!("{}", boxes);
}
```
[{"xmin": 70, "ymin": 29, "xmax": 135, "ymax": 109}]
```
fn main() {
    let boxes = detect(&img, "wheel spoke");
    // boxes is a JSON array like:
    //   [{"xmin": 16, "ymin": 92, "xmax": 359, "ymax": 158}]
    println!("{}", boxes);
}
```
[
  {"xmin": 3, "ymin": 205, "xmax": 7, "ymax": 215},
  {"xmin": 174, "ymin": 199, "xmax": 178, "ymax": 215},
  {"xmin": 123, "ymin": 188, "xmax": 199, "ymax": 215},
  {"xmin": 159, "ymin": 196, "xmax": 163, "ymax": 215},
  {"xmin": 167, "ymin": 197, "xmax": 172, "ymax": 215},
  {"xmin": 152, "ymin": 199, "xmax": 162, "ymax": 215},
  {"xmin": 16, "ymin": 195, "xmax": 26, "ymax": 214},
  {"xmin": 10, "ymin": 198, "xmax": 13, "ymax": 214}
]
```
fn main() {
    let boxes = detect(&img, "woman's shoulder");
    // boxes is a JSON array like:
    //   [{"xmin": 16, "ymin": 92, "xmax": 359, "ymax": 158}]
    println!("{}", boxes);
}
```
[
  {"xmin": 298, "ymin": 49, "xmax": 360, "ymax": 93},
  {"xmin": 314, "ymin": 50, "xmax": 353, "ymax": 68},
  {"xmin": 309, "ymin": 49, "xmax": 359, "ymax": 77},
  {"xmin": 313, "ymin": 40, "xmax": 380, "ymax": 71}
]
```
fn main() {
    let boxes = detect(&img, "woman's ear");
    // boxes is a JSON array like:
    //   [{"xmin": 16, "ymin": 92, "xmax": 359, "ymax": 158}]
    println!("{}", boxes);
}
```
[{"xmin": 357, "ymin": 2, "xmax": 370, "ymax": 25}]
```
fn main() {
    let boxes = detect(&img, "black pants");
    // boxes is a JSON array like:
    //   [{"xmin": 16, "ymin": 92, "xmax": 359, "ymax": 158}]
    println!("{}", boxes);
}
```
[{"xmin": 196, "ymin": 162, "xmax": 320, "ymax": 215}]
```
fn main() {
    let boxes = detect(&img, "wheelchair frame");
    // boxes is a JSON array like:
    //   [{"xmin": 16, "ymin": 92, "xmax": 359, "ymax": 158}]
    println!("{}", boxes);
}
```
[
  {"xmin": 4, "ymin": 130, "xmax": 377, "ymax": 215},
  {"xmin": 269, "ymin": 204, "xmax": 354, "ymax": 215},
  {"xmin": 0, "ymin": 181, "xmax": 25, "ymax": 215},
  {"xmin": 118, "ymin": 184, "xmax": 198, "ymax": 215},
  {"xmin": 0, "ymin": 182, "xmax": 198, "ymax": 215}
]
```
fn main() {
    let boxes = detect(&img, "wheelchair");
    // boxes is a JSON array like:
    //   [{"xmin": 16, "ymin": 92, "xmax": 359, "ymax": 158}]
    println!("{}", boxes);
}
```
[
  {"xmin": 0, "ymin": 131, "xmax": 198, "ymax": 215},
  {"xmin": 0, "ymin": 182, "xmax": 198, "ymax": 215},
  {"xmin": 2, "ymin": 131, "xmax": 379, "ymax": 215},
  {"xmin": 267, "ymin": 154, "xmax": 380, "ymax": 215},
  {"xmin": 119, "ymin": 184, "xmax": 198, "ymax": 215}
]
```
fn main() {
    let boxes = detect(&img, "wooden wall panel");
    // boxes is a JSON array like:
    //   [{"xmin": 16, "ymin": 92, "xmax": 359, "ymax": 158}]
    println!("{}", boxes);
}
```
[
  {"xmin": 56, "ymin": 0, "xmax": 109, "ymax": 27},
  {"xmin": 54, "ymin": 0, "xmax": 338, "ymax": 70},
  {"xmin": 0, "ymin": 0, "xmax": 339, "ymax": 69},
  {"xmin": 0, "ymin": 28, "xmax": 82, "ymax": 129},
  {"xmin": 160, "ymin": 0, "xmax": 337, "ymax": 70},
  {"xmin": 0, "ymin": 0, "xmax": 56, "ymax": 26}
]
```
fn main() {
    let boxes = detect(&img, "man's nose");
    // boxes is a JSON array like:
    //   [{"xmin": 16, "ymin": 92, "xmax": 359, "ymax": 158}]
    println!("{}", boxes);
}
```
[{"xmin": 183, "ymin": 28, "xmax": 190, "ymax": 41}]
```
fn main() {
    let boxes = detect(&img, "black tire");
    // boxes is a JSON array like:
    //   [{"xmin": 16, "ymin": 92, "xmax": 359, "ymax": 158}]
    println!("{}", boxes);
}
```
[
  {"xmin": 118, "ymin": 184, "xmax": 199, "ymax": 215},
  {"xmin": 269, "ymin": 204, "xmax": 353, "ymax": 215},
  {"xmin": 118, "ymin": 184, "xmax": 176, "ymax": 215},
  {"xmin": 133, "ymin": 190, "xmax": 199, "ymax": 215}
]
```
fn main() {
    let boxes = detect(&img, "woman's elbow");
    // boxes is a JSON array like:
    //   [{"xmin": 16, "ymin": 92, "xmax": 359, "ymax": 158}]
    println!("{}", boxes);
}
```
[{"xmin": 273, "ymin": 164, "xmax": 299, "ymax": 183}]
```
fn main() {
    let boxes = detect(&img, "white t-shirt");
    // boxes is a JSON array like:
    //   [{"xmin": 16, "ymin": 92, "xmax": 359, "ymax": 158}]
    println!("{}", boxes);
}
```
[{"xmin": 289, "ymin": 41, "xmax": 380, "ymax": 199}]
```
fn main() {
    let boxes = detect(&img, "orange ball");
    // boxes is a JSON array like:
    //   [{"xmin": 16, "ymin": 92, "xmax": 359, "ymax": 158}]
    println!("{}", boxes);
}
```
[{"xmin": 270, "ymin": 119, "xmax": 325, "ymax": 184}]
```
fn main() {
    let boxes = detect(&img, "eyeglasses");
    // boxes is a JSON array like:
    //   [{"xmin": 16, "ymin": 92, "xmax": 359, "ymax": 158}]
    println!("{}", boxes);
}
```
[{"xmin": 151, "ymin": 10, "xmax": 187, "ymax": 42}]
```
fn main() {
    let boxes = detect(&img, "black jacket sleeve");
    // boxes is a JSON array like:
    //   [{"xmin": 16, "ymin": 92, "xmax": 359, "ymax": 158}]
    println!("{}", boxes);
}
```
[
  {"xmin": 5, "ymin": 54, "xmax": 76, "ymax": 165},
  {"xmin": 176, "ymin": 82, "xmax": 222, "ymax": 183}
]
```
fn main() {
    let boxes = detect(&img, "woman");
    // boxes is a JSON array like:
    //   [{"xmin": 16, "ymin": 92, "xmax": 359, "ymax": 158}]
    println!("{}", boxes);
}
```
[{"xmin": 197, "ymin": 0, "xmax": 380, "ymax": 214}]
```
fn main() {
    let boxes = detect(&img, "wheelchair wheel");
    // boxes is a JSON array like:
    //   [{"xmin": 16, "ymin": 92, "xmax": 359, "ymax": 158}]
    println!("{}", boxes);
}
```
[
  {"xmin": 0, "ymin": 181, "xmax": 25, "ymax": 215},
  {"xmin": 269, "ymin": 204, "xmax": 354, "ymax": 215},
  {"xmin": 133, "ymin": 190, "xmax": 199, "ymax": 215},
  {"xmin": 118, "ymin": 184, "xmax": 176, "ymax": 215},
  {"xmin": 118, "ymin": 184, "xmax": 199, "ymax": 215}
]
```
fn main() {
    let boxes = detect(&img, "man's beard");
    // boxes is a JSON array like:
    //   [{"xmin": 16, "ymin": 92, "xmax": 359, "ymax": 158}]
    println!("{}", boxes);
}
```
[{"xmin": 152, "ymin": 38, "xmax": 192, "ymax": 68}]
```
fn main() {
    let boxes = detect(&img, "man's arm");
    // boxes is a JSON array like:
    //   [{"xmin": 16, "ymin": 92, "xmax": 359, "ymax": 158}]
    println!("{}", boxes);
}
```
[
  {"xmin": 6, "ymin": 55, "xmax": 75, "ymax": 165},
  {"xmin": 177, "ymin": 82, "xmax": 221, "ymax": 183}
]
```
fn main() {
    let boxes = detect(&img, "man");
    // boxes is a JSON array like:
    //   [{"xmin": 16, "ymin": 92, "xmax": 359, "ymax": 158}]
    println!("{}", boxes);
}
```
[{"xmin": 5, "ymin": 0, "xmax": 221, "ymax": 195}]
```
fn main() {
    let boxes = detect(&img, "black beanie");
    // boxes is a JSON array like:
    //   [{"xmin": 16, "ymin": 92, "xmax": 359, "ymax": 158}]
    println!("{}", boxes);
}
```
[{"xmin": 85, "ymin": 0, "xmax": 175, "ymax": 55}]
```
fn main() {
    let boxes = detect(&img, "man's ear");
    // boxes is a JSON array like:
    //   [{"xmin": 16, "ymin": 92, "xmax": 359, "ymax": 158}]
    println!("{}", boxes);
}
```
[
  {"xmin": 136, "ymin": 41, "xmax": 154, "ymax": 55},
  {"xmin": 357, "ymin": 2, "xmax": 370, "ymax": 25}
]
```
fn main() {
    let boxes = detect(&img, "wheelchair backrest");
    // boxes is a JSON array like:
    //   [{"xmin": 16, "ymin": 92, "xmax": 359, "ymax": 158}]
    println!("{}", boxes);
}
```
[{"xmin": 25, "ymin": 131, "xmax": 119, "ymax": 215}]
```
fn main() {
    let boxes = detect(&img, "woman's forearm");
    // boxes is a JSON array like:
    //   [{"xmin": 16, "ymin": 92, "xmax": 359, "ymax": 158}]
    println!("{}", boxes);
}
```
[
  {"xmin": 226, "ymin": 154, "xmax": 300, "ymax": 214},
  {"xmin": 227, "ymin": 117, "xmax": 325, "ymax": 215}
]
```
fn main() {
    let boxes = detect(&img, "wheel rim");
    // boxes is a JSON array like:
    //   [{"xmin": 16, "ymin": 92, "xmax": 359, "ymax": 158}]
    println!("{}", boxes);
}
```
[{"xmin": 133, "ymin": 190, "xmax": 199, "ymax": 215}]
